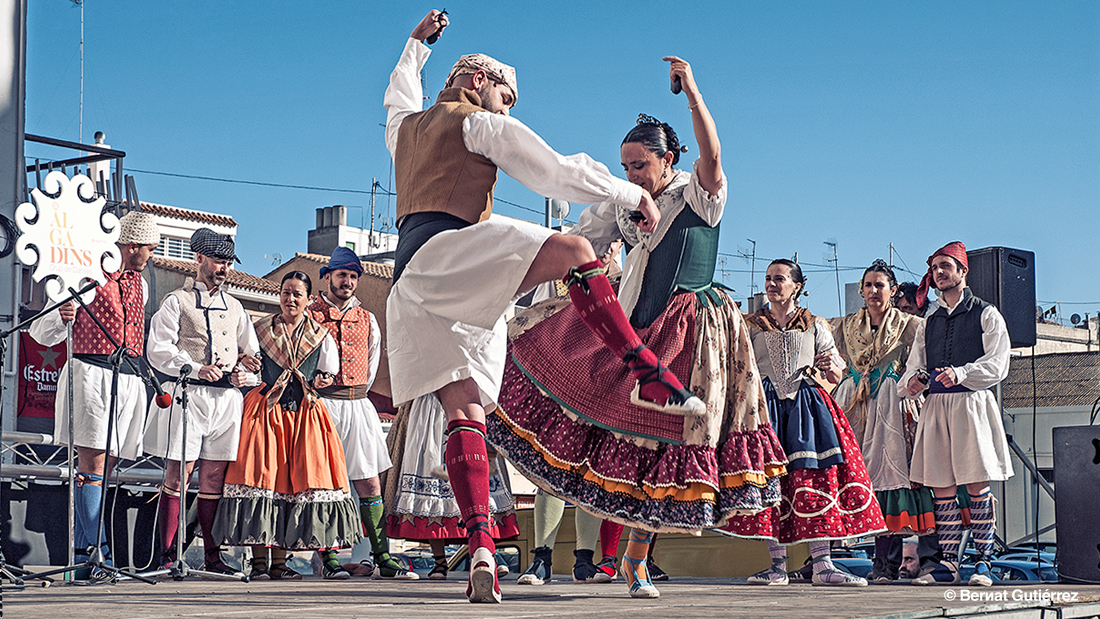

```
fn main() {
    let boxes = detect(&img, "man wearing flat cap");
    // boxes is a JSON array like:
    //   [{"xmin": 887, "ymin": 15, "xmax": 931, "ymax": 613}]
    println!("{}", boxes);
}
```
[
  {"xmin": 29, "ymin": 210, "xmax": 161, "ymax": 578},
  {"xmin": 305, "ymin": 247, "xmax": 416, "ymax": 580},
  {"xmin": 143, "ymin": 227, "xmax": 260, "ymax": 576},
  {"xmin": 384, "ymin": 10, "xmax": 703, "ymax": 603},
  {"xmin": 900, "ymin": 241, "xmax": 1014, "ymax": 587}
]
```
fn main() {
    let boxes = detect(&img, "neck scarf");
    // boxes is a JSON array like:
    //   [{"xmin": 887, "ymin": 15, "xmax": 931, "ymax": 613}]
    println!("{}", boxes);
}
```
[
  {"xmin": 841, "ymin": 307, "xmax": 911, "ymax": 421},
  {"xmin": 255, "ymin": 313, "xmax": 328, "ymax": 409}
]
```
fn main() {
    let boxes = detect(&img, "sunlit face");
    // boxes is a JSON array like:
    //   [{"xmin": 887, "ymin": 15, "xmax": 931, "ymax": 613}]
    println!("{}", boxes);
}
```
[
  {"xmin": 620, "ymin": 142, "xmax": 673, "ymax": 196},
  {"xmin": 765, "ymin": 264, "xmax": 801, "ymax": 305},
  {"xmin": 280, "ymin": 278, "xmax": 310, "ymax": 319},
  {"xmin": 123, "ymin": 243, "xmax": 158, "ymax": 272},
  {"xmin": 476, "ymin": 78, "xmax": 515, "ymax": 115},
  {"xmin": 931, "ymin": 255, "xmax": 966, "ymax": 293},
  {"xmin": 197, "ymin": 254, "xmax": 231, "ymax": 290},
  {"xmin": 326, "ymin": 269, "xmax": 359, "ymax": 303},
  {"xmin": 861, "ymin": 271, "xmax": 896, "ymax": 314}
]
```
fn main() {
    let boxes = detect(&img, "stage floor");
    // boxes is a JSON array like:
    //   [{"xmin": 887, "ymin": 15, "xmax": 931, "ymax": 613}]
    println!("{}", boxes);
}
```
[{"xmin": 4, "ymin": 575, "xmax": 1100, "ymax": 619}]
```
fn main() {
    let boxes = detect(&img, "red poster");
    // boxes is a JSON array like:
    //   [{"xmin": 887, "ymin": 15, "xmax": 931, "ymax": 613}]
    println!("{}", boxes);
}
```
[{"xmin": 17, "ymin": 331, "xmax": 66, "ymax": 418}]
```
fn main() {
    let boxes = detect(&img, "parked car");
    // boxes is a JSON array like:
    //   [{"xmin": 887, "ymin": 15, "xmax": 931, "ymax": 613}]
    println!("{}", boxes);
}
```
[{"xmin": 957, "ymin": 559, "xmax": 1059, "ymax": 583}]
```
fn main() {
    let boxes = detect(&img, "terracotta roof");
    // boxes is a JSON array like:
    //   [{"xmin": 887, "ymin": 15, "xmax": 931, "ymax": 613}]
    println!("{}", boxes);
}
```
[
  {"xmin": 140, "ymin": 202, "xmax": 238, "ymax": 228},
  {"xmin": 291, "ymin": 252, "xmax": 394, "ymax": 280},
  {"xmin": 152, "ymin": 257, "xmax": 279, "ymax": 294},
  {"xmin": 1003, "ymin": 351, "xmax": 1100, "ymax": 409}
]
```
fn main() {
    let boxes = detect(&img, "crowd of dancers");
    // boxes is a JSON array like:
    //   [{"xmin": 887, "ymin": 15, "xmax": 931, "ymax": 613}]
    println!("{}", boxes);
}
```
[{"xmin": 29, "ymin": 8, "xmax": 1016, "ymax": 603}]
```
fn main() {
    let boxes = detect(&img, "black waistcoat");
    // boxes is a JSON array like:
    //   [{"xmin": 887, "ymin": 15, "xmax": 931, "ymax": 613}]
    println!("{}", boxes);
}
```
[{"xmin": 925, "ymin": 287, "xmax": 991, "ymax": 370}]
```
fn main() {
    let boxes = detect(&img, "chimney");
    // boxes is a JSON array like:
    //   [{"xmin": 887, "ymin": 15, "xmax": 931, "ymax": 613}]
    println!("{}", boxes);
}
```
[
  {"xmin": 315, "ymin": 207, "xmax": 325, "ymax": 229},
  {"xmin": 89, "ymin": 131, "xmax": 111, "ymax": 197},
  {"xmin": 335, "ymin": 205, "xmax": 347, "ymax": 226}
]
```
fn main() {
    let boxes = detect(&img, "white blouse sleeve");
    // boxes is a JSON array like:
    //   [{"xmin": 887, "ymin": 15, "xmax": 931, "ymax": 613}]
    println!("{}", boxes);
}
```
[
  {"xmin": 384, "ymin": 38, "xmax": 431, "ymax": 158},
  {"xmin": 814, "ymin": 317, "xmax": 846, "ymax": 368},
  {"xmin": 463, "ymin": 112, "xmax": 642, "ymax": 209},
  {"xmin": 571, "ymin": 200, "xmax": 624, "ymax": 258},
  {"xmin": 682, "ymin": 159, "xmax": 727, "ymax": 228}
]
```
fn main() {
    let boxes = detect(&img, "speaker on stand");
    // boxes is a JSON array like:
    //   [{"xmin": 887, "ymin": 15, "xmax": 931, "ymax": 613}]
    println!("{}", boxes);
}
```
[{"xmin": 965, "ymin": 247, "xmax": 1036, "ymax": 348}]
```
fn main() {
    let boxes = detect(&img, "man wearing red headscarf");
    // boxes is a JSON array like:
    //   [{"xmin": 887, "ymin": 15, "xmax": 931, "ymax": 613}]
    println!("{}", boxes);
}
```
[{"xmin": 898, "ymin": 241, "xmax": 1014, "ymax": 588}]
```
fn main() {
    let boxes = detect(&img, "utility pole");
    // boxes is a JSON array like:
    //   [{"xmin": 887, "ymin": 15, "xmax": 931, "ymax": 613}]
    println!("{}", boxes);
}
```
[
  {"xmin": 824, "ymin": 241, "xmax": 841, "ymax": 316},
  {"xmin": 740, "ymin": 239, "xmax": 757, "ymax": 295},
  {"xmin": 369, "ymin": 178, "xmax": 377, "ymax": 249}
]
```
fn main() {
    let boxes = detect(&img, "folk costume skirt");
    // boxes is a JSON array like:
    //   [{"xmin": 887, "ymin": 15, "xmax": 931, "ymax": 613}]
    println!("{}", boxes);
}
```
[
  {"xmin": 722, "ymin": 382, "xmax": 886, "ymax": 544},
  {"xmin": 488, "ymin": 288, "xmax": 788, "ymax": 533},
  {"xmin": 384, "ymin": 395, "xmax": 519, "ymax": 543},
  {"xmin": 213, "ymin": 386, "xmax": 362, "ymax": 549}
]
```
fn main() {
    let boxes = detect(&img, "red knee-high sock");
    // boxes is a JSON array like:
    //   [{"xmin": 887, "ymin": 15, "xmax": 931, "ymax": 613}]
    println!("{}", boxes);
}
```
[
  {"xmin": 197, "ymin": 493, "xmax": 221, "ymax": 561},
  {"xmin": 445, "ymin": 419, "xmax": 495, "ymax": 554},
  {"xmin": 157, "ymin": 488, "xmax": 181, "ymax": 558},
  {"xmin": 600, "ymin": 519, "xmax": 624, "ymax": 559},
  {"xmin": 565, "ymin": 261, "xmax": 689, "ymax": 405}
]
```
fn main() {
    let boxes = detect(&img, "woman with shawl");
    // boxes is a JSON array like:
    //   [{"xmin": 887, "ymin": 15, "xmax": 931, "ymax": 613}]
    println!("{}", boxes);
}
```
[
  {"xmin": 830, "ymin": 260, "xmax": 932, "ymax": 583},
  {"xmin": 215, "ymin": 271, "xmax": 361, "ymax": 579}
]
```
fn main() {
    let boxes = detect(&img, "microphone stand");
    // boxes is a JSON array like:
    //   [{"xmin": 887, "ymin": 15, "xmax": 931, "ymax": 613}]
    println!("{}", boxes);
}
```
[
  {"xmin": 137, "ymin": 365, "xmax": 247, "ymax": 582},
  {"xmin": 20, "ymin": 286, "xmax": 157, "ymax": 585}
]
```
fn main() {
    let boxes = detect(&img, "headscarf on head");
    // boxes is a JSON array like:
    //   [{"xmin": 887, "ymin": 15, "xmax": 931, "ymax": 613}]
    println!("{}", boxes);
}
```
[
  {"xmin": 915, "ymin": 241, "xmax": 968, "ymax": 311},
  {"xmin": 117, "ymin": 211, "xmax": 161, "ymax": 246},
  {"xmin": 319, "ymin": 246, "xmax": 363, "ymax": 278},
  {"xmin": 445, "ymin": 53, "xmax": 518, "ymax": 106}
]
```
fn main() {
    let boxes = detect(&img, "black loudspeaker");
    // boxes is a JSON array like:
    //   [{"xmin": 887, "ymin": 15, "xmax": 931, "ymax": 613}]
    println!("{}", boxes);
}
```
[
  {"xmin": 966, "ymin": 246, "xmax": 1036, "ymax": 348},
  {"xmin": 1052, "ymin": 425, "xmax": 1100, "ymax": 583}
]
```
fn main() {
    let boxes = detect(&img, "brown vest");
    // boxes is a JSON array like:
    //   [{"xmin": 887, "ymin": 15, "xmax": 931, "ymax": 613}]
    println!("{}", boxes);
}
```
[
  {"xmin": 394, "ymin": 88, "xmax": 498, "ymax": 224},
  {"xmin": 306, "ymin": 296, "xmax": 374, "ymax": 389}
]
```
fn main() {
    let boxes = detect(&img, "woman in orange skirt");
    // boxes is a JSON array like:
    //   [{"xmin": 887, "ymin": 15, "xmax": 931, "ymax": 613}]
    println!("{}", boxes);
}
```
[{"xmin": 215, "ymin": 271, "xmax": 362, "ymax": 579}]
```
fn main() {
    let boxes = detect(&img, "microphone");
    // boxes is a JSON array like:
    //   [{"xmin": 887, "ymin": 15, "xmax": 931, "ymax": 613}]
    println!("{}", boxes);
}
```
[{"xmin": 152, "ymin": 371, "xmax": 173, "ymax": 409}]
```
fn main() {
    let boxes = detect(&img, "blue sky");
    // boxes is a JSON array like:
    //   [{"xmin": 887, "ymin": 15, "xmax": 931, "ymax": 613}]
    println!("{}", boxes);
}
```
[{"xmin": 24, "ymin": 1, "xmax": 1100, "ymax": 320}]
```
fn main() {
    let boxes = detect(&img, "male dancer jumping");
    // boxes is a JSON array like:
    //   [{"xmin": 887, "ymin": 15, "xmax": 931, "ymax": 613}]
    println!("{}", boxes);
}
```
[{"xmin": 384, "ymin": 10, "xmax": 704, "ymax": 603}]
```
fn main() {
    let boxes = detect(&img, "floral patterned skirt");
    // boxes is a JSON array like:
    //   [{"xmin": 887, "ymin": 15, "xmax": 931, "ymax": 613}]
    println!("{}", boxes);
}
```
[
  {"xmin": 487, "ymin": 288, "xmax": 788, "ymax": 533},
  {"xmin": 213, "ymin": 386, "xmax": 362, "ymax": 549},
  {"xmin": 721, "ymin": 385, "xmax": 886, "ymax": 544}
]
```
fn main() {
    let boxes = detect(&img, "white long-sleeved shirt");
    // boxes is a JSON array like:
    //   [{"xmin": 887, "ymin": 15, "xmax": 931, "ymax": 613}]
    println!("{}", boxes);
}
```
[
  {"xmin": 146, "ymin": 282, "xmax": 260, "ymax": 379},
  {"xmin": 898, "ymin": 293, "xmax": 1011, "ymax": 398},
  {"xmin": 384, "ymin": 38, "xmax": 642, "ymax": 211}
]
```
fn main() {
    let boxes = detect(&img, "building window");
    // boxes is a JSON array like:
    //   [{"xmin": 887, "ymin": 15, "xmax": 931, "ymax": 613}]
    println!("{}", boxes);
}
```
[
  {"xmin": 345, "ymin": 241, "xmax": 355, "ymax": 251},
  {"xmin": 155, "ymin": 237, "xmax": 194, "ymax": 261}
]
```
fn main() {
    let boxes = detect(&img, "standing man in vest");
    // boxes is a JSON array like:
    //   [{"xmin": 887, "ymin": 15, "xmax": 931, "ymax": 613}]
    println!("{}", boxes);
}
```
[
  {"xmin": 144, "ymin": 228, "xmax": 259, "ymax": 576},
  {"xmin": 901, "ymin": 241, "xmax": 1014, "ymax": 587},
  {"xmin": 385, "ymin": 10, "xmax": 704, "ymax": 603},
  {"xmin": 306, "ymin": 248, "xmax": 417, "ymax": 581},
  {"xmin": 29, "ymin": 210, "xmax": 161, "ymax": 577}
]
